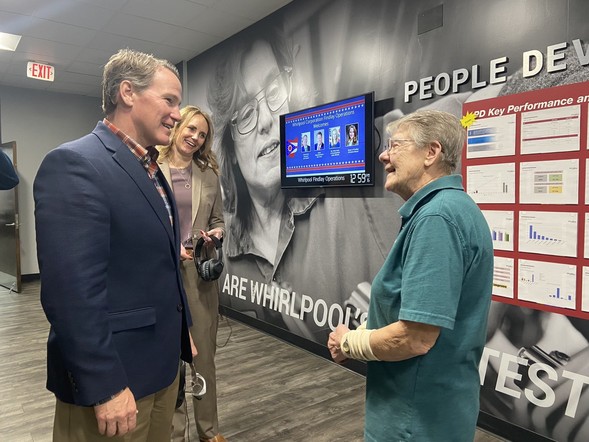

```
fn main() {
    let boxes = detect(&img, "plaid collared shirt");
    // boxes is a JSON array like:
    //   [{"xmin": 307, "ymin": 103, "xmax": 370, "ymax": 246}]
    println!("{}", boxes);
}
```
[{"xmin": 103, "ymin": 118, "xmax": 173, "ymax": 226}]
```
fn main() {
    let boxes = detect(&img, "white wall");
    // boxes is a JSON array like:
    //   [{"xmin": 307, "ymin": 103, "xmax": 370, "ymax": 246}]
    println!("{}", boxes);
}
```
[{"xmin": 0, "ymin": 86, "xmax": 102, "ymax": 275}]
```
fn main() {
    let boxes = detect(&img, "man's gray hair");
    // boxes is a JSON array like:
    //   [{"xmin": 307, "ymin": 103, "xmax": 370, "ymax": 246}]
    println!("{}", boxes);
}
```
[{"xmin": 102, "ymin": 48, "xmax": 179, "ymax": 115}]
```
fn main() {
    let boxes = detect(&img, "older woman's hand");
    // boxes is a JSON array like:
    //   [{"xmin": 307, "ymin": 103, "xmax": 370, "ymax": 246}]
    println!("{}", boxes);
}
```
[{"xmin": 328, "ymin": 324, "xmax": 350, "ymax": 364}]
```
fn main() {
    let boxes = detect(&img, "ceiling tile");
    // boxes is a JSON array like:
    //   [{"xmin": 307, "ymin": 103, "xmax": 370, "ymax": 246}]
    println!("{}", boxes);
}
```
[
  {"xmin": 10, "ymin": 48, "xmax": 72, "ymax": 67},
  {"xmin": 0, "ymin": 52, "xmax": 15, "ymax": 74},
  {"xmin": 102, "ymin": 13, "xmax": 179, "ymax": 43},
  {"xmin": 161, "ymin": 27, "xmax": 218, "ymax": 52},
  {"xmin": 16, "ymin": 36, "xmax": 81, "ymax": 62},
  {"xmin": 178, "ymin": 7, "xmax": 252, "ymax": 37},
  {"xmin": 120, "ymin": 0, "xmax": 207, "ymax": 27},
  {"xmin": 186, "ymin": 0, "xmax": 217, "ymax": 6},
  {"xmin": 57, "ymin": 69, "xmax": 101, "ymax": 85},
  {"xmin": 74, "ymin": 0, "xmax": 127, "ymax": 11},
  {"xmin": 0, "ymin": 11, "xmax": 35, "ymax": 35},
  {"xmin": 0, "ymin": 0, "xmax": 294, "ymax": 97},
  {"xmin": 24, "ymin": 17, "xmax": 97, "ymax": 46},
  {"xmin": 212, "ymin": 0, "xmax": 290, "ymax": 21},
  {"xmin": 0, "ymin": 0, "xmax": 46, "ymax": 16},
  {"xmin": 32, "ymin": 0, "xmax": 116, "ymax": 30},
  {"xmin": 73, "ymin": 47, "xmax": 114, "ymax": 65},
  {"xmin": 6, "ymin": 58, "xmax": 32, "ymax": 76},
  {"xmin": 65, "ymin": 60, "xmax": 103, "ymax": 77}
]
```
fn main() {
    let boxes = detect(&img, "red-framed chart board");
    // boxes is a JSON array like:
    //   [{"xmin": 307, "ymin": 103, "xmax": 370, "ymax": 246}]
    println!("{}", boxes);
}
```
[{"xmin": 462, "ymin": 81, "xmax": 589, "ymax": 320}]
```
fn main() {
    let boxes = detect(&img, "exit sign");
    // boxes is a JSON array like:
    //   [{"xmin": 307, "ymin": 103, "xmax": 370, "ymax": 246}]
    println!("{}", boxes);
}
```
[{"xmin": 27, "ymin": 62, "xmax": 55, "ymax": 82}]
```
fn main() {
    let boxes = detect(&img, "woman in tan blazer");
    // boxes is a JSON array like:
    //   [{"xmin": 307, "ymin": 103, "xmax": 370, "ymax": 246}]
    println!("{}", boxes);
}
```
[{"xmin": 158, "ymin": 105, "xmax": 226, "ymax": 442}]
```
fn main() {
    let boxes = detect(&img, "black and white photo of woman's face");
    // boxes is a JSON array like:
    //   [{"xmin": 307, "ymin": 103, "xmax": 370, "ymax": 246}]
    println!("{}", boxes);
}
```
[{"xmin": 233, "ymin": 40, "xmax": 289, "ymax": 195}]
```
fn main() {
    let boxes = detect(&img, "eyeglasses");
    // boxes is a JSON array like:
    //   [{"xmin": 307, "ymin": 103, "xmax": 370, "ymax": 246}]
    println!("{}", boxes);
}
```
[
  {"xmin": 231, "ymin": 70, "xmax": 292, "ymax": 136},
  {"xmin": 384, "ymin": 138, "xmax": 414, "ymax": 155}
]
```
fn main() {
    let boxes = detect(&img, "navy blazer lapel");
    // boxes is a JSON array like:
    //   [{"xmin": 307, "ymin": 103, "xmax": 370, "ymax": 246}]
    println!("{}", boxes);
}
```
[{"xmin": 93, "ymin": 123, "xmax": 176, "ymax": 246}]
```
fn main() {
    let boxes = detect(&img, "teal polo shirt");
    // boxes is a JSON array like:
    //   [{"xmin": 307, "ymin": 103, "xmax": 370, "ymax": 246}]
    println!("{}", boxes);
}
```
[{"xmin": 365, "ymin": 174, "xmax": 493, "ymax": 441}]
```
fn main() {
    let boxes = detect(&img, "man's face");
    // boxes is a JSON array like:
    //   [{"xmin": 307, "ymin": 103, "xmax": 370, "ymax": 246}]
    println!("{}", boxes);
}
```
[
  {"xmin": 131, "ymin": 67, "xmax": 182, "ymax": 147},
  {"xmin": 317, "ymin": 132, "xmax": 323, "ymax": 144}
]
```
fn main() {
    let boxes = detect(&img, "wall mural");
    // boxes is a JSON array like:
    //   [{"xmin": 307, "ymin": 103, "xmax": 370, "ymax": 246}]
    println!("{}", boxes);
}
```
[{"xmin": 186, "ymin": 0, "xmax": 589, "ymax": 439}]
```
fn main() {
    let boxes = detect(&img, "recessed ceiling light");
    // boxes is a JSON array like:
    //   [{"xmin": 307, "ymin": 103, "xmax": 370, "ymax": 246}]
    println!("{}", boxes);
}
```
[{"xmin": 0, "ymin": 31, "xmax": 22, "ymax": 51}]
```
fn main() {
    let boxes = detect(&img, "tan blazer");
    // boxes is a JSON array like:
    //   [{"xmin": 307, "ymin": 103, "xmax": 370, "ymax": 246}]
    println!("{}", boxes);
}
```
[
  {"xmin": 158, "ymin": 156, "xmax": 225, "ymax": 240},
  {"xmin": 158, "ymin": 155, "xmax": 225, "ymax": 321}
]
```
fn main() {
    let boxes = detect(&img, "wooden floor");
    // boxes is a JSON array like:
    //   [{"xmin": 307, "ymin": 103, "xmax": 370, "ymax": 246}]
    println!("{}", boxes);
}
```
[{"xmin": 0, "ymin": 281, "xmax": 507, "ymax": 441}]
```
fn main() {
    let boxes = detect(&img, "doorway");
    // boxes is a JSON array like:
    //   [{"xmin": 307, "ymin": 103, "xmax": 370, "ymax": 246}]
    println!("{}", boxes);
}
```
[{"xmin": 0, "ymin": 141, "xmax": 21, "ymax": 292}]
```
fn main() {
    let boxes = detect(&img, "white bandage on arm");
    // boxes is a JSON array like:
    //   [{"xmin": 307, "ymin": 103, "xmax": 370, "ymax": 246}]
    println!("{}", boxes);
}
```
[{"xmin": 340, "ymin": 327, "xmax": 380, "ymax": 361}]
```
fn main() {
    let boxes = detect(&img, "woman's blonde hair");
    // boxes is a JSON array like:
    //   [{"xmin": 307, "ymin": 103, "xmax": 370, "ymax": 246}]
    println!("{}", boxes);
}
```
[{"xmin": 159, "ymin": 105, "xmax": 219, "ymax": 175}]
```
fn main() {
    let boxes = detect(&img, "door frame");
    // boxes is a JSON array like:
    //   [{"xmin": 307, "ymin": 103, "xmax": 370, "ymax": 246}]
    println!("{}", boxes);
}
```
[{"xmin": 0, "ymin": 141, "xmax": 21, "ymax": 292}]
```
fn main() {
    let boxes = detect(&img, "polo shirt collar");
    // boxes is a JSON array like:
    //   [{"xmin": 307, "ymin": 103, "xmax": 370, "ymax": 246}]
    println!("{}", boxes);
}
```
[{"xmin": 399, "ymin": 174, "xmax": 463, "ymax": 220}]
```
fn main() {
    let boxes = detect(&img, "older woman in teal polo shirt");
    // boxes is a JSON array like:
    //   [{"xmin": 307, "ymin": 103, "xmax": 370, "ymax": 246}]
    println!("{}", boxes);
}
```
[{"xmin": 329, "ymin": 109, "xmax": 493, "ymax": 442}]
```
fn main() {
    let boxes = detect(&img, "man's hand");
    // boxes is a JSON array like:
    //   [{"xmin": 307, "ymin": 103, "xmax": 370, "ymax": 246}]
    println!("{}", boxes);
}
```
[
  {"xmin": 180, "ymin": 243, "xmax": 193, "ymax": 261},
  {"xmin": 189, "ymin": 331, "xmax": 198, "ymax": 358},
  {"xmin": 94, "ymin": 388, "xmax": 137, "ymax": 437},
  {"xmin": 328, "ymin": 324, "xmax": 350, "ymax": 364}
]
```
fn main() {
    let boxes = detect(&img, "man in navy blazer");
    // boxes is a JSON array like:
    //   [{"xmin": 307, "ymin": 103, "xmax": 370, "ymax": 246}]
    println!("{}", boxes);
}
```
[{"xmin": 34, "ymin": 49, "xmax": 193, "ymax": 440}]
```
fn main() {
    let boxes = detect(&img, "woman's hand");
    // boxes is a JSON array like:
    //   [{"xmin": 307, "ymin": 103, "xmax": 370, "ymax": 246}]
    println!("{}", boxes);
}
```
[
  {"xmin": 199, "ymin": 228, "xmax": 224, "ymax": 250},
  {"xmin": 202, "ymin": 227, "xmax": 224, "ymax": 242}
]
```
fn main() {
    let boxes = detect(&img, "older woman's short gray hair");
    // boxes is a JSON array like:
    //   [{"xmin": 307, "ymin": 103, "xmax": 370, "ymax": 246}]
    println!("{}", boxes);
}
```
[
  {"xmin": 102, "ymin": 48, "xmax": 179, "ymax": 116},
  {"xmin": 386, "ymin": 109, "xmax": 465, "ymax": 174}
]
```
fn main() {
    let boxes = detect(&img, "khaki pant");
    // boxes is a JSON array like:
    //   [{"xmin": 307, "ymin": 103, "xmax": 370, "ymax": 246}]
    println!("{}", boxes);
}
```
[
  {"xmin": 172, "ymin": 260, "xmax": 220, "ymax": 441},
  {"xmin": 53, "ymin": 370, "xmax": 180, "ymax": 442}
]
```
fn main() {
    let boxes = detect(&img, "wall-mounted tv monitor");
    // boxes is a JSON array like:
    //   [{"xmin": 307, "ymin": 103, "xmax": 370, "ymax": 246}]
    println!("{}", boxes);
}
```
[{"xmin": 280, "ymin": 91, "xmax": 375, "ymax": 188}]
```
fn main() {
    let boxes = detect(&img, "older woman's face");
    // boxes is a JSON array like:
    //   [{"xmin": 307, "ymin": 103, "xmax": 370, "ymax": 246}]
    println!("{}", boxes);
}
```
[
  {"xmin": 232, "ymin": 40, "xmax": 288, "ymax": 196},
  {"xmin": 379, "ymin": 126, "xmax": 427, "ymax": 201}
]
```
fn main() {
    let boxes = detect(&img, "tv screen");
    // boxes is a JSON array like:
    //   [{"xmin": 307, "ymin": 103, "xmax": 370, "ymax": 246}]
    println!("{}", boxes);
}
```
[{"xmin": 280, "ymin": 91, "xmax": 375, "ymax": 188}]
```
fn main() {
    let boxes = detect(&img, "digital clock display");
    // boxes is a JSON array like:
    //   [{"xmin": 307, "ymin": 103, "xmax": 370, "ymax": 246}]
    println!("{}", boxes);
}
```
[{"xmin": 350, "ymin": 173, "xmax": 372, "ymax": 185}]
